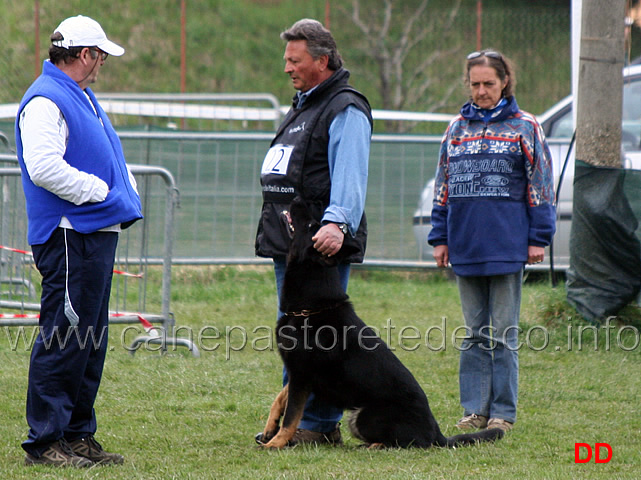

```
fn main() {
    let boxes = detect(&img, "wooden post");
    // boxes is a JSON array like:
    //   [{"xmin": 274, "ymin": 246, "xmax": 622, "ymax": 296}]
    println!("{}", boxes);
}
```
[
  {"xmin": 325, "ymin": 0, "xmax": 331, "ymax": 29},
  {"xmin": 476, "ymin": 0, "xmax": 482, "ymax": 50},
  {"xmin": 575, "ymin": 0, "xmax": 626, "ymax": 167},
  {"xmin": 34, "ymin": 0, "xmax": 40, "ymax": 79},
  {"xmin": 181, "ymin": 0, "xmax": 186, "ymax": 94}
]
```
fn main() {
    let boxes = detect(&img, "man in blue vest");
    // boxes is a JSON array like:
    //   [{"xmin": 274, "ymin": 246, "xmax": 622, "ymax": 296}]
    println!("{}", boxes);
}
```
[
  {"xmin": 16, "ymin": 15, "xmax": 142, "ymax": 467},
  {"xmin": 255, "ymin": 18, "xmax": 373, "ymax": 445}
]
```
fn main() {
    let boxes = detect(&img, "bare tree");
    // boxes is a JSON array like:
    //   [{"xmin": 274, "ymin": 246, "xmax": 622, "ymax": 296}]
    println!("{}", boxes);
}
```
[{"xmin": 340, "ymin": 0, "xmax": 463, "ymax": 131}]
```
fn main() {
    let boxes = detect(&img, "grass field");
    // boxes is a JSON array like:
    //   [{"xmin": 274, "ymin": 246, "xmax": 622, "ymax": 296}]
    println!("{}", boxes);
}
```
[{"xmin": 1, "ymin": 266, "xmax": 641, "ymax": 479}]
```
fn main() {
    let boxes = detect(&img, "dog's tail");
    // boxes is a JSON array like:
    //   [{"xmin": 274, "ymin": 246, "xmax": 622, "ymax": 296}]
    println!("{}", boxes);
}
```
[{"xmin": 445, "ymin": 428, "xmax": 504, "ymax": 448}]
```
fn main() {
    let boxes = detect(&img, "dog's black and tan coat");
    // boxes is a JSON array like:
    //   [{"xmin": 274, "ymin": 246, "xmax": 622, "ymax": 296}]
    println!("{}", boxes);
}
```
[{"xmin": 258, "ymin": 197, "xmax": 503, "ymax": 449}]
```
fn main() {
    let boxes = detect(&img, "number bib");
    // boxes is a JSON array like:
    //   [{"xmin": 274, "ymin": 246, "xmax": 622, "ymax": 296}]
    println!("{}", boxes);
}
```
[{"xmin": 261, "ymin": 144, "xmax": 294, "ymax": 176}]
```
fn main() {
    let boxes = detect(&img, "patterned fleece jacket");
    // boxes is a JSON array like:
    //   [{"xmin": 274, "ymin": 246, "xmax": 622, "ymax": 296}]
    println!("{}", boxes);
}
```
[{"xmin": 427, "ymin": 96, "xmax": 556, "ymax": 276}]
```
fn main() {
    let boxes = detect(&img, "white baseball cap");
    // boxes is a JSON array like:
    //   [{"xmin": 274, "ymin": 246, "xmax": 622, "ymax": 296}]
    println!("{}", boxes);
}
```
[{"xmin": 52, "ymin": 15, "xmax": 125, "ymax": 56}]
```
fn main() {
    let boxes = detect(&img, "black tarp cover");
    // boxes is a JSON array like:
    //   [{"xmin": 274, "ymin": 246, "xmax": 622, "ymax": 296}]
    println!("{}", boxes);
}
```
[{"xmin": 566, "ymin": 161, "xmax": 641, "ymax": 323}]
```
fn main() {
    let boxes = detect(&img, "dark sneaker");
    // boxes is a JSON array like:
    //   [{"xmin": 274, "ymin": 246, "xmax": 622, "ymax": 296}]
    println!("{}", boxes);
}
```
[
  {"xmin": 24, "ymin": 439, "xmax": 93, "ymax": 468},
  {"xmin": 289, "ymin": 426, "xmax": 343, "ymax": 446},
  {"xmin": 68, "ymin": 435, "xmax": 124, "ymax": 465}
]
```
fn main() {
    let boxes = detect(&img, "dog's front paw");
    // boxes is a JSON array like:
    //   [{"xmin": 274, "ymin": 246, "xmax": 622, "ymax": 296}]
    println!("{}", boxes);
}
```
[
  {"xmin": 255, "ymin": 427, "xmax": 280, "ymax": 446},
  {"xmin": 261, "ymin": 434, "xmax": 291, "ymax": 449}
]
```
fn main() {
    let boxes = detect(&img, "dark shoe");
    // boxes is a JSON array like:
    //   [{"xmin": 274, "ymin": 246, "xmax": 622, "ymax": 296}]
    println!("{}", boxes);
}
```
[
  {"xmin": 24, "ymin": 439, "xmax": 93, "ymax": 468},
  {"xmin": 289, "ymin": 425, "xmax": 343, "ymax": 446},
  {"xmin": 68, "ymin": 435, "xmax": 124, "ymax": 465}
]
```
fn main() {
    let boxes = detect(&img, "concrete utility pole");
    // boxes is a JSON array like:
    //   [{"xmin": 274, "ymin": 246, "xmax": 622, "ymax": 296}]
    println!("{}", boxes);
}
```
[
  {"xmin": 575, "ymin": 0, "xmax": 626, "ymax": 167},
  {"xmin": 566, "ymin": 0, "xmax": 640, "ymax": 323}
]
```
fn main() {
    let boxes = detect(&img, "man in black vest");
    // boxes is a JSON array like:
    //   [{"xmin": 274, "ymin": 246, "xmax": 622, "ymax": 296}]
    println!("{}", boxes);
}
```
[{"xmin": 255, "ymin": 18, "xmax": 373, "ymax": 445}]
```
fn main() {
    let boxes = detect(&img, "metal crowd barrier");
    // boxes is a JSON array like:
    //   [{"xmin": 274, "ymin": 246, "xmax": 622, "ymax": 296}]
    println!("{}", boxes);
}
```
[
  {"xmin": 0, "ymin": 165, "xmax": 200, "ymax": 357},
  {"xmin": 0, "ymin": 101, "xmax": 452, "ymax": 269},
  {"xmin": 0, "ymin": 130, "xmax": 447, "ymax": 270},
  {"xmin": 114, "ymin": 131, "xmax": 443, "ymax": 267}
]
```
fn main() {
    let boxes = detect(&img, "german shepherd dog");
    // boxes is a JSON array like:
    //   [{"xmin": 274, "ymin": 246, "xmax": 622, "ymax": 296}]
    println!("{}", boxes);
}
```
[{"xmin": 257, "ymin": 197, "xmax": 503, "ymax": 449}]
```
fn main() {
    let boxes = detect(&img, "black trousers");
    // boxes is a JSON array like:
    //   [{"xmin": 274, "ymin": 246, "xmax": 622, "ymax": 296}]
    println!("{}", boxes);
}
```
[{"xmin": 22, "ymin": 228, "xmax": 118, "ymax": 456}]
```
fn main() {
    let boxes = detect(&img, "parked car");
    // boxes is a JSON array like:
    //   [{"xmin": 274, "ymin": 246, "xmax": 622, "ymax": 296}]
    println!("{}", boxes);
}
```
[{"xmin": 412, "ymin": 64, "xmax": 641, "ymax": 270}]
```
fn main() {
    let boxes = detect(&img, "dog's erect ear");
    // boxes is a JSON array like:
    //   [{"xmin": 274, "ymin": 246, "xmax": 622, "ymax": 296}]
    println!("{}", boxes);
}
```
[
  {"xmin": 279, "ymin": 210, "xmax": 294, "ymax": 239},
  {"xmin": 311, "ymin": 235, "xmax": 360, "ymax": 267},
  {"xmin": 287, "ymin": 196, "xmax": 321, "ymax": 265},
  {"xmin": 288, "ymin": 196, "xmax": 314, "ymax": 234},
  {"xmin": 318, "ymin": 252, "xmax": 339, "ymax": 267},
  {"xmin": 288, "ymin": 196, "xmax": 362, "ymax": 266},
  {"xmin": 337, "ymin": 242, "xmax": 360, "ymax": 260}
]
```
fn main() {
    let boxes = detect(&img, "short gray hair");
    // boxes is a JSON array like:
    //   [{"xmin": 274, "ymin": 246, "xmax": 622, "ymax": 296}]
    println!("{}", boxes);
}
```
[{"xmin": 280, "ymin": 19, "xmax": 343, "ymax": 70}]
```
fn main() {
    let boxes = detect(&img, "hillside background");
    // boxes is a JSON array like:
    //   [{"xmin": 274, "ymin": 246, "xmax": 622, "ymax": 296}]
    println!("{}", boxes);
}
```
[{"xmin": 1, "ymin": 0, "xmax": 639, "ymax": 128}]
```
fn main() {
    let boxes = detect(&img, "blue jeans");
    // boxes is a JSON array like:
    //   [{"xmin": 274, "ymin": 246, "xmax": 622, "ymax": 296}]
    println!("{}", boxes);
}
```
[
  {"xmin": 273, "ymin": 258, "xmax": 350, "ymax": 433},
  {"xmin": 456, "ymin": 270, "xmax": 522, "ymax": 424}
]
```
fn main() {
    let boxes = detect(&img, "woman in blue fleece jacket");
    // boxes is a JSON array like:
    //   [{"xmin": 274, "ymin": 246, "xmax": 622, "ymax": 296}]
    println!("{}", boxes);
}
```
[{"xmin": 428, "ymin": 50, "xmax": 556, "ymax": 433}]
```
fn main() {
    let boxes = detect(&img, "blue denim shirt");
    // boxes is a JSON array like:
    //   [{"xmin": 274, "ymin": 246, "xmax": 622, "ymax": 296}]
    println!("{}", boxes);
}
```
[{"xmin": 296, "ymin": 90, "xmax": 371, "ymax": 235}]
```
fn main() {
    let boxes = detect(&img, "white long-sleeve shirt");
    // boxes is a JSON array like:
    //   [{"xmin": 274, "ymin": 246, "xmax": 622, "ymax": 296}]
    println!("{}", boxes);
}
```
[{"xmin": 19, "ymin": 95, "xmax": 137, "ymax": 231}]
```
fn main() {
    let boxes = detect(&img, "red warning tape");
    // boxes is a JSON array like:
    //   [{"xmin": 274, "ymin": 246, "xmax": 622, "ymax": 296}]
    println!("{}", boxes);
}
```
[
  {"xmin": 110, "ymin": 312, "xmax": 160, "ymax": 337},
  {"xmin": 0, "ymin": 245, "xmax": 143, "ymax": 278},
  {"xmin": 0, "ymin": 313, "xmax": 39, "ymax": 319},
  {"xmin": 0, "ymin": 245, "xmax": 31, "ymax": 255},
  {"xmin": 0, "ymin": 311, "xmax": 157, "ymax": 336},
  {"xmin": 112, "ymin": 270, "xmax": 144, "ymax": 278}
]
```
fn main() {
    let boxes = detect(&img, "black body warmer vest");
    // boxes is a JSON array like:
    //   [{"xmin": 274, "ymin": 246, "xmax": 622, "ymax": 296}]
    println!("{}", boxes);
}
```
[{"xmin": 255, "ymin": 69, "xmax": 372, "ymax": 262}]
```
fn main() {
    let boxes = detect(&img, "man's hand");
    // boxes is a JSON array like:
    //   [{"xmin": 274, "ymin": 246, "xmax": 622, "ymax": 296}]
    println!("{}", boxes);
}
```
[
  {"xmin": 433, "ymin": 244, "xmax": 449, "ymax": 268},
  {"xmin": 312, "ymin": 223, "xmax": 344, "ymax": 257}
]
